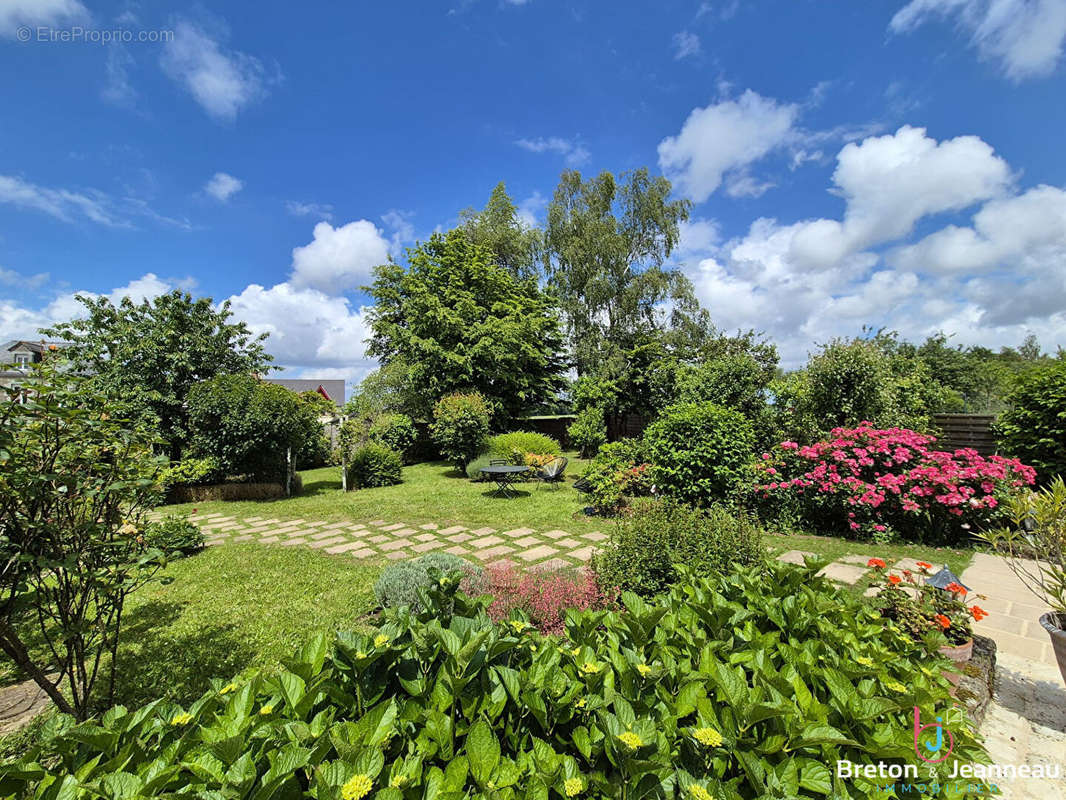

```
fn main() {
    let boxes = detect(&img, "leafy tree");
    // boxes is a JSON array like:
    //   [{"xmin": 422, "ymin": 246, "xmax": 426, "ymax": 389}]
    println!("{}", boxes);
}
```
[
  {"xmin": 995, "ymin": 359, "xmax": 1066, "ymax": 482},
  {"xmin": 367, "ymin": 229, "xmax": 566, "ymax": 422},
  {"xmin": 544, "ymin": 168, "xmax": 700, "ymax": 378},
  {"xmin": 186, "ymin": 375, "xmax": 322, "ymax": 484},
  {"xmin": 459, "ymin": 182, "xmax": 541, "ymax": 280},
  {"xmin": 0, "ymin": 364, "xmax": 166, "ymax": 719},
  {"xmin": 431, "ymin": 392, "xmax": 491, "ymax": 472},
  {"xmin": 42, "ymin": 291, "xmax": 271, "ymax": 460},
  {"xmin": 568, "ymin": 405, "xmax": 607, "ymax": 458}
]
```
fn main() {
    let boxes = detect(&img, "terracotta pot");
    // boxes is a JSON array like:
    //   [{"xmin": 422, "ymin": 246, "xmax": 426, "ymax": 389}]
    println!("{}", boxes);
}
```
[
  {"xmin": 1039, "ymin": 612, "xmax": 1066, "ymax": 685},
  {"xmin": 938, "ymin": 638, "xmax": 974, "ymax": 664}
]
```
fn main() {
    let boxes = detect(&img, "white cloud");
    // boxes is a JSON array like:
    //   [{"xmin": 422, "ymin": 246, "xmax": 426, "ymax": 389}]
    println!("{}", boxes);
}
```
[
  {"xmin": 0, "ymin": 0, "xmax": 87, "ymax": 35},
  {"xmin": 290, "ymin": 220, "xmax": 392, "ymax": 293},
  {"xmin": 673, "ymin": 30, "xmax": 701, "ymax": 60},
  {"xmin": 160, "ymin": 19, "xmax": 270, "ymax": 121},
  {"xmin": 516, "ymin": 191, "xmax": 547, "ymax": 228},
  {"xmin": 0, "ymin": 174, "xmax": 123, "ymax": 226},
  {"xmin": 515, "ymin": 136, "xmax": 590, "ymax": 166},
  {"xmin": 0, "ymin": 267, "xmax": 49, "ymax": 291},
  {"xmin": 204, "ymin": 172, "xmax": 243, "ymax": 202},
  {"xmin": 657, "ymin": 90, "xmax": 800, "ymax": 202},
  {"xmin": 286, "ymin": 200, "xmax": 333, "ymax": 220},
  {"xmin": 102, "ymin": 45, "xmax": 136, "ymax": 106},
  {"xmin": 891, "ymin": 0, "xmax": 1066, "ymax": 80}
]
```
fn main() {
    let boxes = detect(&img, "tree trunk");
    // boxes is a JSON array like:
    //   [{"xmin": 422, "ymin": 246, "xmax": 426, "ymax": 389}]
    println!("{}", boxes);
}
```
[{"xmin": 0, "ymin": 621, "xmax": 75, "ymax": 716}]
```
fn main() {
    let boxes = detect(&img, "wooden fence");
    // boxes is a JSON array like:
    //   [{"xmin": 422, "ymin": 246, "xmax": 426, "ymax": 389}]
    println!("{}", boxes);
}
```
[{"xmin": 931, "ymin": 413, "xmax": 998, "ymax": 455}]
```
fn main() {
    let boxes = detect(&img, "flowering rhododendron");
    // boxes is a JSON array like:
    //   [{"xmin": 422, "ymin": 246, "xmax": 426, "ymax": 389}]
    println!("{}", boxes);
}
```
[{"xmin": 753, "ymin": 422, "xmax": 1036, "ymax": 543}]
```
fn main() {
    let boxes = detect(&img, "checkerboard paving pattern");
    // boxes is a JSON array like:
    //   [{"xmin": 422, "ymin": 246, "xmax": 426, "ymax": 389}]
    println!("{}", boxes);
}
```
[{"xmin": 153, "ymin": 512, "xmax": 607, "ymax": 568}]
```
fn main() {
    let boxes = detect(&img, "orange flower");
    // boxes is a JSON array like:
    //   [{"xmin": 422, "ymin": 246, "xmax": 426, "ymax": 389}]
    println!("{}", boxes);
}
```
[
  {"xmin": 888, "ymin": 574, "xmax": 902, "ymax": 585},
  {"xmin": 934, "ymin": 614, "xmax": 951, "ymax": 630},
  {"xmin": 970, "ymin": 606, "xmax": 988, "ymax": 621},
  {"xmin": 916, "ymin": 561, "xmax": 933, "ymax": 570},
  {"xmin": 867, "ymin": 558, "xmax": 887, "ymax": 569},
  {"xmin": 945, "ymin": 581, "xmax": 967, "ymax": 597}
]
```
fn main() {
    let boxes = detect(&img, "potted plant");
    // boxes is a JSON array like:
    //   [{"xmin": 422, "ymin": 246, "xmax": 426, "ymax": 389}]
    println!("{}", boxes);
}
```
[
  {"xmin": 975, "ymin": 477, "xmax": 1066, "ymax": 683},
  {"xmin": 866, "ymin": 559, "xmax": 988, "ymax": 664}
]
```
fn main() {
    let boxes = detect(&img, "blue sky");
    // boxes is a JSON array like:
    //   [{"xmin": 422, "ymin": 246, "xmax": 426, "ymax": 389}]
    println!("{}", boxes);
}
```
[{"xmin": 2, "ymin": 0, "xmax": 1065, "ymax": 386}]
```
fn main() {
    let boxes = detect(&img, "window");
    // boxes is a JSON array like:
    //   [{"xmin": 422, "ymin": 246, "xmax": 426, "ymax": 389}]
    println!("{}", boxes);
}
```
[{"xmin": 13, "ymin": 353, "xmax": 31, "ymax": 367}]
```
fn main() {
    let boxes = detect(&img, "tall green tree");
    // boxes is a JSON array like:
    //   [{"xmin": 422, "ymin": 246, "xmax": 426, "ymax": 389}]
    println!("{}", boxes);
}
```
[
  {"xmin": 366, "ymin": 228, "xmax": 566, "ymax": 422},
  {"xmin": 460, "ymin": 182, "xmax": 542, "ymax": 280},
  {"xmin": 42, "ymin": 291, "xmax": 271, "ymax": 460},
  {"xmin": 544, "ymin": 167, "xmax": 699, "ymax": 377}
]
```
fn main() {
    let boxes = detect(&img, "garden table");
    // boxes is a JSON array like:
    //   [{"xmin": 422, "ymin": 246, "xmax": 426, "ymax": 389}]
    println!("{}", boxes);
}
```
[{"xmin": 479, "ymin": 464, "xmax": 531, "ymax": 499}]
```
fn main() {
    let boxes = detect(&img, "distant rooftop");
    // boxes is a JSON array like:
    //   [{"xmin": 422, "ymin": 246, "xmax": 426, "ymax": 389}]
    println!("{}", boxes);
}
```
[{"xmin": 263, "ymin": 378, "xmax": 345, "ymax": 408}]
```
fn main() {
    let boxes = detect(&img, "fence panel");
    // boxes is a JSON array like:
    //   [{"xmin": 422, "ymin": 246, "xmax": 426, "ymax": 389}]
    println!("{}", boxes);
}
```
[{"xmin": 932, "ymin": 413, "xmax": 997, "ymax": 455}]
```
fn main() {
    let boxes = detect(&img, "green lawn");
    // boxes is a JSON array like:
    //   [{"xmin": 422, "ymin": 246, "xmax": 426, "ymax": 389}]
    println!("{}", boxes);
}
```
[{"xmin": 0, "ymin": 544, "xmax": 381, "ymax": 709}]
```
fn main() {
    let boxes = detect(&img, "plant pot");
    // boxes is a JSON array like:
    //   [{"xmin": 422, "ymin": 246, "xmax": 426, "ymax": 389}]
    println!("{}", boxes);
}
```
[
  {"xmin": 1039, "ymin": 612, "xmax": 1066, "ymax": 685},
  {"xmin": 938, "ymin": 638, "xmax": 973, "ymax": 664}
]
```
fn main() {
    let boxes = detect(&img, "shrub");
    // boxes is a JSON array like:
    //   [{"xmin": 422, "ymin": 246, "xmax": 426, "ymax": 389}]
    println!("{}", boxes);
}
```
[
  {"xmin": 7, "ymin": 565, "xmax": 986, "ymax": 799},
  {"xmin": 593, "ymin": 498, "xmax": 766, "ymax": 597},
  {"xmin": 346, "ymin": 443, "xmax": 403, "ymax": 489},
  {"xmin": 643, "ymin": 401, "xmax": 755, "ymax": 506},
  {"xmin": 143, "ymin": 514, "xmax": 205, "ymax": 557},
  {"xmin": 158, "ymin": 456, "xmax": 219, "ymax": 488},
  {"xmin": 374, "ymin": 553, "xmax": 483, "ymax": 612},
  {"xmin": 467, "ymin": 562, "xmax": 614, "ymax": 635},
  {"xmin": 487, "ymin": 431, "xmax": 561, "ymax": 458},
  {"xmin": 465, "ymin": 454, "xmax": 495, "ymax": 481},
  {"xmin": 994, "ymin": 359, "xmax": 1066, "ymax": 482},
  {"xmin": 567, "ymin": 406, "xmax": 606, "ymax": 458},
  {"xmin": 430, "ymin": 392, "xmax": 491, "ymax": 472},
  {"xmin": 754, "ymin": 422, "xmax": 1037, "ymax": 543},
  {"xmin": 579, "ymin": 438, "xmax": 653, "ymax": 515},
  {"xmin": 368, "ymin": 413, "xmax": 417, "ymax": 463}
]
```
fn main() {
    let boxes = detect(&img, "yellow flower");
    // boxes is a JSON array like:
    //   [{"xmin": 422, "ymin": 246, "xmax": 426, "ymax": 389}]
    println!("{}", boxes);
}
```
[
  {"xmin": 856, "ymin": 657, "xmax": 873, "ymax": 667},
  {"xmin": 509, "ymin": 620, "xmax": 528, "ymax": 633},
  {"xmin": 636, "ymin": 664, "xmax": 652, "ymax": 677},
  {"xmin": 389, "ymin": 775, "xmax": 409, "ymax": 788},
  {"xmin": 374, "ymin": 634, "xmax": 389, "ymax": 648},
  {"xmin": 170, "ymin": 712, "xmax": 193, "ymax": 725},
  {"xmin": 356, "ymin": 651, "xmax": 367, "ymax": 659},
  {"xmin": 340, "ymin": 774, "xmax": 373, "ymax": 800},
  {"xmin": 574, "ymin": 697, "xmax": 587, "ymax": 709},
  {"xmin": 692, "ymin": 727, "xmax": 723, "ymax": 748},
  {"xmin": 564, "ymin": 777, "xmax": 584, "ymax": 796},
  {"xmin": 580, "ymin": 662, "xmax": 600, "ymax": 675},
  {"xmin": 570, "ymin": 647, "xmax": 581, "ymax": 657},
  {"xmin": 617, "ymin": 731, "xmax": 643, "ymax": 750},
  {"xmin": 688, "ymin": 785, "xmax": 715, "ymax": 800},
  {"xmin": 219, "ymin": 683, "xmax": 237, "ymax": 695},
  {"xmin": 884, "ymin": 680, "xmax": 908, "ymax": 694},
  {"xmin": 259, "ymin": 704, "xmax": 274, "ymax": 715}
]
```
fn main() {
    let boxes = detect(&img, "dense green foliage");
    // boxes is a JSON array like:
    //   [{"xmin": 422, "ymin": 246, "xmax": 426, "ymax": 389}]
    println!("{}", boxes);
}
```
[
  {"xmin": 644, "ymin": 402, "xmax": 755, "ymax": 507},
  {"xmin": 0, "ymin": 366, "xmax": 166, "ymax": 719},
  {"xmin": 143, "ymin": 514, "xmax": 205, "ymax": 557},
  {"xmin": 367, "ymin": 228, "xmax": 565, "ymax": 422},
  {"xmin": 3, "ymin": 567, "xmax": 985, "ymax": 799},
  {"xmin": 374, "ymin": 553, "xmax": 483, "ymax": 612},
  {"xmin": 487, "ymin": 431, "xmax": 562, "ymax": 460},
  {"xmin": 368, "ymin": 413, "xmax": 418, "ymax": 464},
  {"xmin": 158, "ymin": 457, "xmax": 219, "ymax": 489},
  {"xmin": 42, "ymin": 291, "xmax": 271, "ymax": 460},
  {"xmin": 459, "ymin": 182, "xmax": 542, "ymax": 281},
  {"xmin": 431, "ymin": 392, "xmax": 492, "ymax": 472},
  {"xmin": 187, "ymin": 375, "xmax": 322, "ymax": 483},
  {"xmin": 568, "ymin": 406, "xmax": 607, "ymax": 458},
  {"xmin": 593, "ymin": 499, "xmax": 767, "ymax": 598},
  {"xmin": 995, "ymin": 358, "xmax": 1066, "ymax": 481},
  {"xmin": 580, "ymin": 438, "xmax": 653, "ymax": 515},
  {"xmin": 347, "ymin": 443, "xmax": 403, "ymax": 489}
]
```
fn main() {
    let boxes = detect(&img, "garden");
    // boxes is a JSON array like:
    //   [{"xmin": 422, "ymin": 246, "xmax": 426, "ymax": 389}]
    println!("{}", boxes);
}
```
[{"xmin": 2, "ymin": 175, "xmax": 1065, "ymax": 798}]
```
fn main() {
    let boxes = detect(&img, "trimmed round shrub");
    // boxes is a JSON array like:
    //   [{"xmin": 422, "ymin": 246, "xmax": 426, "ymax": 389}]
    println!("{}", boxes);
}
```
[
  {"xmin": 593, "ymin": 498, "xmax": 766, "ymax": 597},
  {"xmin": 143, "ymin": 514, "xmax": 205, "ymax": 557},
  {"xmin": 369, "ymin": 413, "xmax": 417, "ymax": 463},
  {"xmin": 431, "ymin": 392, "xmax": 491, "ymax": 472},
  {"xmin": 487, "ymin": 431, "xmax": 561, "ymax": 459},
  {"xmin": 995, "ymin": 360, "xmax": 1066, "ymax": 483},
  {"xmin": 374, "ymin": 552, "xmax": 483, "ymax": 612},
  {"xmin": 567, "ymin": 406, "xmax": 607, "ymax": 458},
  {"xmin": 346, "ymin": 442, "xmax": 402, "ymax": 489},
  {"xmin": 644, "ymin": 401, "xmax": 755, "ymax": 506}
]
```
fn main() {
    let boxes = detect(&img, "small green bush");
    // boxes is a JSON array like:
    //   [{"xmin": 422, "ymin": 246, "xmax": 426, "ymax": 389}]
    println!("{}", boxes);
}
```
[
  {"xmin": 593, "ymin": 498, "xmax": 766, "ymax": 597},
  {"xmin": 644, "ymin": 401, "xmax": 755, "ymax": 506},
  {"xmin": 430, "ymin": 392, "xmax": 491, "ymax": 472},
  {"xmin": 143, "ymin": 514, "xmax": 205, "ymax": 557},
  {"xmin": 346, "ymin": 443, "xmax": 403, "ymax": 489},
  {"xmin": 995, "ymin": 360, "xmax": 1066, "ymax": 482},
  {"xmin": 580, "ymin": 438, "xmax": 652, "ymax": 515},
  {"xmin": 159, "ymin": 457, "xmax": 219, "ymax": 488},
  {"xmin": 465, "ymin": 454, "xmax": 495, "ymax": 481},
  {"xmin": 369, "ymin": 413, "xmax": 417, "ymax": 463},
  {"xmin": 374, "ymin": 553, "xmax": 483, "ymax": 612},
  {"xmin": 487, "ymin": 431, "xmax": 561, "ymax": 458},
  {"xmin": 567, "ymin": 406, "xmax": 606, "ymax": 458}
]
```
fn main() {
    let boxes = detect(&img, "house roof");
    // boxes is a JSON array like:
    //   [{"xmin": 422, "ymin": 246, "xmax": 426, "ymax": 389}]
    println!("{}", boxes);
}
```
[
  {"xmin": 263, "ymin": 378, "xmax": 346, "ymax": 408},
  {"xmin": 2, "ymin": 339, "xmax": 69, "ymax": 354}
]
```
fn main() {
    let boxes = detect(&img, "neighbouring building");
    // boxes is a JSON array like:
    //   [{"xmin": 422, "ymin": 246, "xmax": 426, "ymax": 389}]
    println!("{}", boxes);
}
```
[
  {"xmin": 0, "ymin": 340, "xmax": 70, "ymax": 402},
  {"xmin": 262, "ymin": 378, "xmax": 345, "ymax": 409}
]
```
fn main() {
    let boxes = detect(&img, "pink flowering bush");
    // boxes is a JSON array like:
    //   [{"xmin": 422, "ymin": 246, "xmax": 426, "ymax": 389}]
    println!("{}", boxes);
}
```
[
  {"xmin": 470, "ymin": 562, "xmax": 615, "ymax": 635},
  {"xmin": 752, "ymin": 422, "xmax": 1036, "ymax": 543}
]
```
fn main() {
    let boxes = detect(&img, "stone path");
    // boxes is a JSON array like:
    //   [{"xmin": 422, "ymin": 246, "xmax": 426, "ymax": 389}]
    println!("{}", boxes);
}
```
[
  {"xmin": 0, "ymin": 673, "xmax": 58, "ymax": 736},
  {"xmin": 166, "ymin": 512, "xmax": 608, "ymax": 568}
]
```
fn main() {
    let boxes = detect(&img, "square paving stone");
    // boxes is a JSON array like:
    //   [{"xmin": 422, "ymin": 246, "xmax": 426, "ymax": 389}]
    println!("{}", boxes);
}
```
[
  {"xmin": 519, "ymin": 545, "xmax": 559, "ymax": 562},
  {"xmin": 817, "ymin": 562, "xmax": 869, "ymax": 584},
  {"xmin": 381, "ymin": 523, "xmax": 407, "ymax": 532},
  {"xmin": 501, "ymin": 527, "xmax": 535, "ymax": 539},
  {"xmin": 542, "ymin": 530, "xmax": 570, "ymax": 540},
  {"xmin": 279, "ymin": 538, "xmax": 308, "ymax": 547},
  {"xmin": 777, "ymin": 550, "xmax": 816, "ymax": 565},
  {"xmin": 514, "ymin": 536, "xmax": 543, "ymax": 547},
  {"xmin": 308, "ymin": 536, "xmax": 348, "ymax": 550},
  {"xmin": 310, "ymin": 531, "xmax": 342, "ymax": 540},
  {"xmin": 470, "ymin": 535, "xmax": 504, "ymax": 548},
  {"xmin": 415, "ymin": 533, "xmax": 438, "ymax": 543},
  {"xmin": 379, "ymin": 540, "xmax": 409, "ymax": 552},
  {"xmin": 533, "ymin": 557, "xmax": 572, "ymax": 571},
  {"xmin": 258, "ymin": 536, "xmax": 280, "ymax": 543},
  {"xmin": 475, "ymin": 545, "xmax": 515, "ymax": 560},
  {"xmin": 384, "ymin": 551, "xmax": 409, "ymax": 560},
  {"xmin": 583, "ymin": 531, "xmax": 608, "ymax": 542},
  {"xmin": 447, "ymin": 533, "xmax": 473, "ymax": 543},
  {"xmin": 412, "ymin": 541, "xmax": 443, "ymax": 553},
  {"xmin": 469, "ymin": 527, "xmax": 496, "ymax": 536},
  {"xmin": 244, "ymin": 516, "xmax": 263, "ymax": 522},
  {"xmin": 554, "ymin": 538, "xmax": 582, "ymax": 549},
  {"xmin": 325, "ymin": 541, "xmax": 367, "ymax": 554},
  {"xmin": 391, "ymin": 528, "xmax": 416, "ymax": 537},
  {"xmin": 420, "ymin": 523, "xmax": 439, "ymax": 531},
  {"xmin": 368, "ymin": 535, "xmax": 392, "ymax": 545},
  {"xmin": 232, "ymin": 534, "xmax": 255, "ymax": 542},
  {"xmin": 368, "ymin": 519, "xmax": 387, "ymax": 526},
  {"xmin": 444, "ymin": 545, "xmax": 470, "ymax": 556},
  {"xmin": 348, "ymin": 548, "xmax": 376, "ymax": 559},
  {"xmin": 322, "ymin": 522, "xmax": 351, "ymax": 530},
  {"xmin": 893, "ymin": 558, "xmax": 929, "ymax": 573},
  {"xmin": 567, "ymin": 546, "xmax": 596, "ymax": 562},
  {"xmin": 439, "ymin": 525, "xmax": 467, "ymax": 535},
  {"xmin": 838, "ymin": 554, "xmax": 877, "ymax": 566},
  {"xmin": 205, "ymin": 538, "xmax": 227, "ymax": 547}
]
